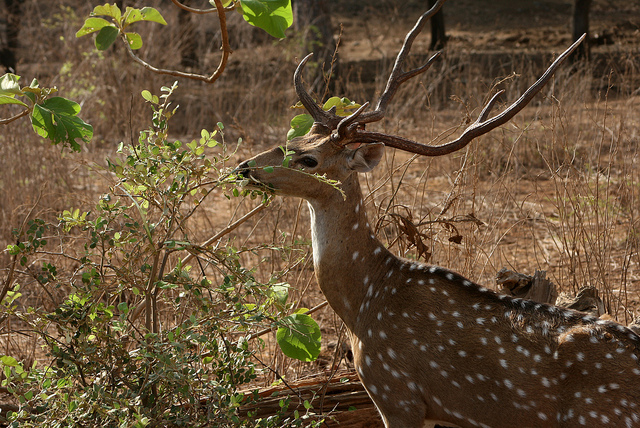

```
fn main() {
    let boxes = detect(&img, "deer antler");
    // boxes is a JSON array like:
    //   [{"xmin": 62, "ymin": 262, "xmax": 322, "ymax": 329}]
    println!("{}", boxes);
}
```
[
  {"xmin": 294, "ymin": 0, "xmax": 585, "ymax": 156},
  {"xmin": 349, "ymin": 34, "xmax": 585, "ymax": 156},
  {"xmin": 294, "ymin": 54, "xmax": 342, "ymax": 130},
  {"xmin": 294, "ymin": 0, "xmax": 447, "ymax": 132}
]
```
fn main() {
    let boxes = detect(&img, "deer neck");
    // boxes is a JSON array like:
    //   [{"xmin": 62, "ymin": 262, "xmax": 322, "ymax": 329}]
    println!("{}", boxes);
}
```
[{"xmin": 307, "ymin": 174, "xmax": 390, "ymax": 329}]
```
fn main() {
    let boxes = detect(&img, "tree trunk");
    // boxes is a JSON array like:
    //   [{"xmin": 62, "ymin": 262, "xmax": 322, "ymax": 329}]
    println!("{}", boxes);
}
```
[
  {"xmin": 571, "ymin": 0, "xmax": 591, "ymax": 61},
  {"xmin": 428, "ymin": 0, "xmax": 446, "ymax": 50},
  {"xmin": 1, "ymin": 0, "xmax": 21, "ymax": 73},
  {"xmin": 293, "ymin": 0, "xmax": 336, "ymax": 97},
  {"xmin": 178, "ymin": 0, "xmax": 199, "ymax": 68}
]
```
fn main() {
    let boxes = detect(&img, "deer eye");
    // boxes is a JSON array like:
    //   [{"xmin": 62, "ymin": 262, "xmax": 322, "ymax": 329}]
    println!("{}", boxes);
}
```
[{"xmin": 299, "ymin": 157, "xmax": 318, "ymax": 168}]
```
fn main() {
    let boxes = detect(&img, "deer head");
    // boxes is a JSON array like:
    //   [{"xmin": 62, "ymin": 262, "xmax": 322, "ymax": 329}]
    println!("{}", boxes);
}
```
[{"xmin": 239, "ymin": 3, "xmax": 585, "ymax": 206}]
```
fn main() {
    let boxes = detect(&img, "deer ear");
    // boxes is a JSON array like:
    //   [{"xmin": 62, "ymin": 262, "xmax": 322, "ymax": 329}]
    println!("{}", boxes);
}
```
[{"xmin": 347, "ymin": 143, "xmax": 385, "ymax": 173}]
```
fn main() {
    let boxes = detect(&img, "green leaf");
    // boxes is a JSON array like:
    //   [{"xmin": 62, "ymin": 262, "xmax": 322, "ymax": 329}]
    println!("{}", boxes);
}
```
[
  {"xmin": 123, "ymin": 7, "xmax": 144, "ymax": 26},
  {"xmin": 95, "ymin": 25, "xmax": 119, "ymax": 50},
  {"xmin": 0, "ymin": 355, "xmax": 19, "ymax": 367},
  {"xmin": 269, "ymin": 283, "xmax": 289, "ymax": 308},
  {"xmin": 0, "ymin": 73, "xmax": 23, "ymax": 96},
  {"xmin": 76, "ymin": 17, "xmax": 112, "ymax": 38},
  {"xmin": 0, "ymin": 95, "xmax": 27, "ymax": 107},
  {"xmin": 124, "ymin": 32, "xmax": 143, "ymax": 50},
  {"xmin": 31, "ymin": 97, "xmax": 93, "ymax": 151},
  {"xmin": 287, "ymin": 113, "xmax": 314, "ymax": 140},
  {"xmin": 92, "ymin": 3, "xmax": 122, "ymax": 21},
  {"xmin": 140, "ymin": 7, "xmax": 167, "ymax": 25},
  {"xmin": 141, "ymin": 90, "xmax": 153, "ymax": 102},
  {"xmin": 276, "ymin": 313, "xmax": 321, "ymax": 362},
  {"xmin": 323, "ymin": 96, "xmax": 361, "ymax": 117},
  {"xmin": 239, "ymin": 0, "xmax": 293, "ymax": 39},
  {"xmin": 209, "ymin": 0, "xmax": 235, "ymax": 7}
]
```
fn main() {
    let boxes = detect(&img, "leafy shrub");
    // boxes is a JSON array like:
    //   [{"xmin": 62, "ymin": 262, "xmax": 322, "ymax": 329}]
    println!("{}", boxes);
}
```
[{"xmin": 2, "ymin": 83, "xmax": 323, "ymax": 427}]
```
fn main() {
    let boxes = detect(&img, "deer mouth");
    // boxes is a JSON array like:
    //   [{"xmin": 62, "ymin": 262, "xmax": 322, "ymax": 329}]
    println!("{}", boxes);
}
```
[{"xmin": 235, "ymin": 162, "xmax": 277, "ymax": 193}]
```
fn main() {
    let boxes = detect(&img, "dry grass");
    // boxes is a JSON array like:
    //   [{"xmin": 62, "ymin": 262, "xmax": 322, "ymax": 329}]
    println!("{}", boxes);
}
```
[{"xmin": 1, "ymin": 0, "xmax": 639, "ymax": 391}]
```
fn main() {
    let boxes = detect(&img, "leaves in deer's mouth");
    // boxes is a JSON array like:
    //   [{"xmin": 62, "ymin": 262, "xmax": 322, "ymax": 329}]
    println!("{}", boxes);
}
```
[{"xmin": 276, "ymin": 313, "xmax": 321, "ymax": 362}]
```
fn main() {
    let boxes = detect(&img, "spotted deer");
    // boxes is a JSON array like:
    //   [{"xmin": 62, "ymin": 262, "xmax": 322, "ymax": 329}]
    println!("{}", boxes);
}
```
[{"xmin": 237, "ymin": 2, "xmax": 640, "ymax": 427}]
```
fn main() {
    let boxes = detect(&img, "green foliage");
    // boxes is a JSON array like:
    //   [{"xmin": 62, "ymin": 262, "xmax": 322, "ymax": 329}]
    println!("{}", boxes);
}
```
[
  {"xmin": 276, "ymin": 313, "xmax": 322, "ymax": 362},
  {"xmin": 0, "ymin": 73, "xmax": 93, "ymax": 151},
  {"xmin": 2, "ymin": 1, "xmax": 322, "ymax": 424},
  {"xmin": 2, "ymin": 85, "xmax": 324, "ymax": 427},
  {"xmin": 77, "ymin": 1, "xmax": 293, "ymax": 51},
  {"xmin": 0, "ymin": 74, "xmax": 26, "ymax": 106},
  {"xmin": 287, "ymin": 97, "xmax": 361, "ymax": 140},
  {"xmin": 287, "ymin": 113, "xmax": 314, "ymax": 141},
  {"xmin": 239, "ymin": 0, "xmax": 293, "ymax": 39},
  {"xmin": 31, "ymin": 97, "xmax": 93, "ymax": 151},
  {"xmin": 76, "ymin": 4, "xmax": 167, "ymax": 51}
]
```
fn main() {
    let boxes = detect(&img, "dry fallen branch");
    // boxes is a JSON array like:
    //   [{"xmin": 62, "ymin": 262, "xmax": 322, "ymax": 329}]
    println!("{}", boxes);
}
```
[{"xmin": 238, "ymin": 371, "xmax": 384, "ymax": 427}]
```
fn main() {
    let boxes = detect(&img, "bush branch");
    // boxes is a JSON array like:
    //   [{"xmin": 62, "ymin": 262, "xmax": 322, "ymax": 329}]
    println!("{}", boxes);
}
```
[
  {"xmin": 0, "ymin": 108, "xmax": 30, "ymax": 125},
  {"xmin": 170, "ymin": 0, "xmax": 237, "ymax": 14}
]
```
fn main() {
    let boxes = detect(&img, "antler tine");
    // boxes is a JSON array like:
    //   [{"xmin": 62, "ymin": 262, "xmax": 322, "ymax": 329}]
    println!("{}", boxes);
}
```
[
  {"xmin": 358, "ymin": 0, "xmax": 446, "ymax": 125},
  {"xmin": 294, "ymin": 54, "xmax": 341, "ymax": 128},
  {"xmin": 352, "ymin": 34, "xmax": 586, "ymax": 156},
  {"xmin": 333, "ymin": 102, "xmax": 370, "ymax": 142}
]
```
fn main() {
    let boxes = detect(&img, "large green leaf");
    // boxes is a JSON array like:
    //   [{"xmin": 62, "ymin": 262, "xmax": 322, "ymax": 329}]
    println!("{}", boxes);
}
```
[
  {"xmin": 92, "ymin": 3, "xmax": 122, "ymax": 21},
  {"xmin": 124, "ymin": 7, "xmax": 167, "ymax": 26},
  {"xmin": 31, "ymin": 97, "xmax": 93, "ymax": 151},
  {"xmin": 123, "ymin": 7, "xmax": 144, "ymax": 26},
  {"xmin": 0, "ymin": 95, "xmax": 27, "ymax": 107},
  {"xmin": 323, "ymin": 97, "xmax": 361, "ymax": 117},
  {"xmin": 95, "ymin": 25, "xmax": 119, "ymax": 50},
  {"xmin": 0, "ymin": 355, "xmax": 18, "ymax": 367},
  {"xmin": 240, "ymin": 0, "xmax": 292, "ymax": 39},
  {"xmin": 76, "ymin": 17, "xmax": 112, "ymax": 38},
  {"xmin": 276, "ymin": 313, "xmax": 321, "ymax": 362},
  {"xmin": 287, "ymin": 113, "xmax": 314, "ymax": 141},
  {"xmin": 140, "ymin": 7, "xmax": 167, "ymax": 25}
]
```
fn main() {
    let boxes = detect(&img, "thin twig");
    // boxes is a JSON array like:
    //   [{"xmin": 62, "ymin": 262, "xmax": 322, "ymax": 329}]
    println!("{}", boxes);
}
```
[
  {"xmin": 0, "ymin": 188, "xmax": 45, "ymax": 307},
  {"xmin": 123, "ymin": 0, "xmax": 232, "ymax": 83},
  {"xmin": 170, "ymin": 0, "xmax": 237, "ymax": 14},
  {"xmin": 181, "ymin": 203, "xmax": 268, "ymax": 266},
  {"xmin": 0, "ymin": 108, "xmax": 30, "ymax": 125}
]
